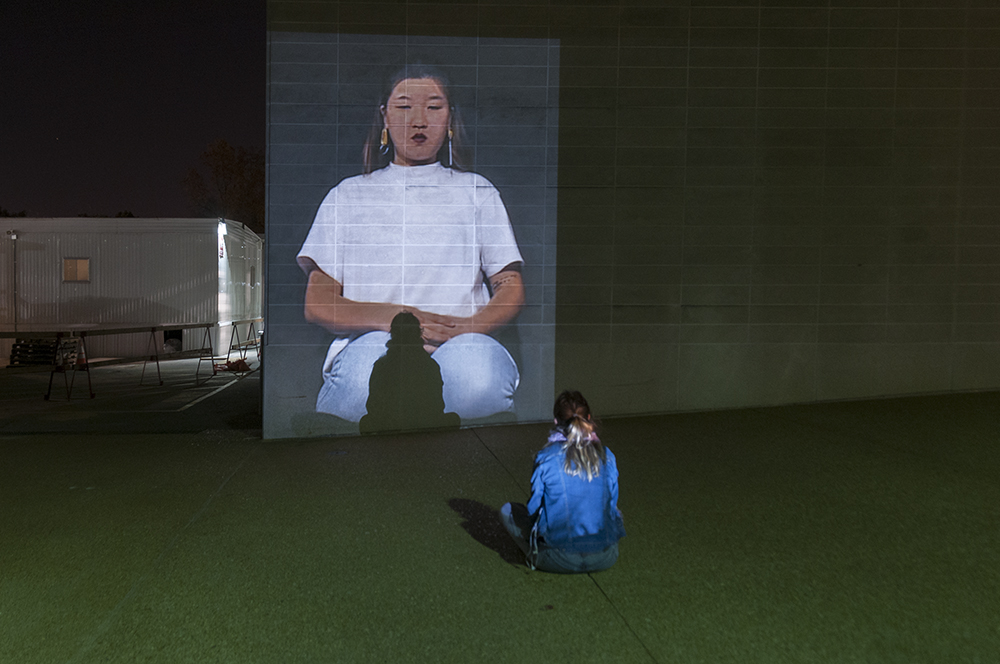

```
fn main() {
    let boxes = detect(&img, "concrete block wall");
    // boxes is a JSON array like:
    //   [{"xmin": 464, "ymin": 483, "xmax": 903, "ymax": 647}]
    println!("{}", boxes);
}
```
[{"xmin": 267, "ymin": 0, "xmax": 1000, "ymax": 428}]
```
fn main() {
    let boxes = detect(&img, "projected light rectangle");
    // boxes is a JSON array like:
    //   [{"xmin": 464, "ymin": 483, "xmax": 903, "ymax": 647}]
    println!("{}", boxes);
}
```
[{"xmin": 264, "ymin": 33, "xmax": 559, "ymax": 438}]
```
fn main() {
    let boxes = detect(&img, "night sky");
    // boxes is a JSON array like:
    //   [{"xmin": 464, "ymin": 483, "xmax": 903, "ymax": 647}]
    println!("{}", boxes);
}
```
[{"xmin": 1, "ymin": 1, "xmax": 265, "ymax": 218}]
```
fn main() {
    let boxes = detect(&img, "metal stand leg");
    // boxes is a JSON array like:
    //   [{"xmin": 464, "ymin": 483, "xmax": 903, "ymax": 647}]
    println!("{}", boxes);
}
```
[
  {"xmin": 140, "ymin": 327, "xmax": 163, "ymax": 386},
  {"xmin": 44, "ymin": 333, "xmax": 63, "ymax": 401},
  {"xmin": 44, "ymin": 334, "xmax": 94, "ymax": 400},
  {"xmin": 195, "ymin": 325, "xmax": 217, "ymax": 384},
  {"xmin": 248, "ymin": 320, "xmax": 261, "ymax": 361},
  {"xmin": 78, "ymin": 333, "xmax": 95, "ymax": 398},
  {"xmin": 226, "ymin": 322, "xmax": 242, "ymax": 363}
]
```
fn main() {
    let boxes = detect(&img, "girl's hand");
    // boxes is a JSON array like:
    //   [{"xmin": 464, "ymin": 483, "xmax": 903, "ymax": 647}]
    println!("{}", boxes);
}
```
[
  {"xmin": 408, "ymin": 310, "xmax": 471, "ymax": 352},
  {"xmin": 407, "ymin": 266, "xmax": 525, "ymax": 353}
]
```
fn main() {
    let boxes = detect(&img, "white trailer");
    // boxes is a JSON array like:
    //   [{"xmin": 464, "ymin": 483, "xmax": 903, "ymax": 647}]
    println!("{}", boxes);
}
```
[{"xmin": 0, "ymin": 218, "xmax": 262, "ymax": 366}]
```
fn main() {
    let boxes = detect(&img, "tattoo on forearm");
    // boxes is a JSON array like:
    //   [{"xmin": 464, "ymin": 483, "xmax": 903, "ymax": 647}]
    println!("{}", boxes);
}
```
[{"xmin": 491, "ymin": 273, "xmax": 517, "ymax": 290}]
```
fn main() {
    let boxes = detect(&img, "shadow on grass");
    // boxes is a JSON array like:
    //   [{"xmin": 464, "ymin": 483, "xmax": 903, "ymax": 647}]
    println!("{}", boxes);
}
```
[{"xmin": 448, "ymin": 498, "xmax": 524, "ymax": 566}]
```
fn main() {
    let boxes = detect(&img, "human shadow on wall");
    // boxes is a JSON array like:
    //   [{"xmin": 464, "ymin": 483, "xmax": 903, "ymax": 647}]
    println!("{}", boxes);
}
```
[
  {"xmin": 447, "ymin": 498, "xmax": 524, "ymax": 565},
  {"xmin": 359, "ymin": 312, "xmax": 460, "ymax": 435}
]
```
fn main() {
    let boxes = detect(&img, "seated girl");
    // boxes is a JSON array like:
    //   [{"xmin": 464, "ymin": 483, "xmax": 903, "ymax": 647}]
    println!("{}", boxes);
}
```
[{"xmin": 500, "ymin": 391, "xmax": 626, "ymax": 573}]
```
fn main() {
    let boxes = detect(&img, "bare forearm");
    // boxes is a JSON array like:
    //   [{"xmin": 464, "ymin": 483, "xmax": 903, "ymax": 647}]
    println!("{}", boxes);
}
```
[
  {"xmin": 411, "ymin": 271, "xmax": 524, "ymax": 347},
  {"xmin": 304, "ymin": 299, "xmax": 402, "ymax": 335},
  {"xmin": 303, "ymin": 271, "xmax": 403, "ymax": 335},
  {"xmin": 303, "ymin": 266, "xmax": 524, "ymax": 342},
  {"xmin": 468, "ymin": 278, "xmax": 525, "ymax": 334}
]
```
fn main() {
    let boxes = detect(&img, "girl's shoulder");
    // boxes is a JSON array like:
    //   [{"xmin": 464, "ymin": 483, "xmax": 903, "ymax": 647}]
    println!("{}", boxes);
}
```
[
  {"xmin": 329, "ymin": 164, "xmax": 405, "ymax": 189},
  {"xmin": 602, "ymin": 446, "xmax": 619, "ymax": 477},
  {"xmin": 430, "ymin": 166, "xmax": 499, "ymax": 192},
  {"xmin": 318, "ymin": 172, "xmax": 371, "ymax": 201},
  {"xmin": 535, "ymin": 439, "xmax": 564, "ymax": 463},
  {"xmin": 320, "ymin": 167, "xmax": 403, "ymax": 205}
]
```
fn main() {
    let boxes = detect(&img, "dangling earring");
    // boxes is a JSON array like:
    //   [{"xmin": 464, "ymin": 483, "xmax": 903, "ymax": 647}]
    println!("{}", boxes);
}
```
[
  {"xmin": 379, "ymin": 128, "xmax": 389, "ymax": 155},
  {"xmin": 448, "ymin": 127, "xmax": 454, "ymax": 167}
]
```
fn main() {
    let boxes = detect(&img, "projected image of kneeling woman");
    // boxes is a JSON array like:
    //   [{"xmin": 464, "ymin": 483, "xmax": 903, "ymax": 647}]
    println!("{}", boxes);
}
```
[{"xmin": 296, "ymin": 66, "xmax": 524, "ymax": 426}]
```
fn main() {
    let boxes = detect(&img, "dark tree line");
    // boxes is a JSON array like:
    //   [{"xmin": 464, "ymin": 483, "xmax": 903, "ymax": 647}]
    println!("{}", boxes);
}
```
[
  {"xmin": 5, "ymin": 138, "xmax": 264, "ymax": 231},
  {"xmin": 183, "ymin": 139, "xmax": 265, "ymax": 235},
  {"xmin": 76, "ymin": 211, "xmax": 135, "ymax": 218}
]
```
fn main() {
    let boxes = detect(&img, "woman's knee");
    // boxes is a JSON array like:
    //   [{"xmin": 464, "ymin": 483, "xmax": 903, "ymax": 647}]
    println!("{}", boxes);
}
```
[
  {"xmin": 433, "ymin": 333, "xmax": 519, "ymax": 418},
  {"xmin": 316, "ymin": 331, "xmax": 392, "ymax": 420},
  {"xmin": 434, "ymin": 333, "xmax": 518, "ymax": 389}
]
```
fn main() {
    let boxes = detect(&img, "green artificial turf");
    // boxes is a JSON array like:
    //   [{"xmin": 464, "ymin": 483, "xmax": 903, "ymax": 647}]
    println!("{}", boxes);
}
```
[{"xmin": 1, "ymin": 384, "xmax": 997, "ymax": 663}]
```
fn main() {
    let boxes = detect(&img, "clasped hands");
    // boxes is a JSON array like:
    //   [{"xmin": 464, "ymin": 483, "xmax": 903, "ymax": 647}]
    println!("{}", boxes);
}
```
[{"xmin": 405, "ymin": 309, "xmax": 477, "ymax": 354}]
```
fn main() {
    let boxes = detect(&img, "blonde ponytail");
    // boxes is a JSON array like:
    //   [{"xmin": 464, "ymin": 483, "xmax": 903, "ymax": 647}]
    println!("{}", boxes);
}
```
[{"xmin": 553, "ymin": 391, "xmax": 606, "ymax": 481}]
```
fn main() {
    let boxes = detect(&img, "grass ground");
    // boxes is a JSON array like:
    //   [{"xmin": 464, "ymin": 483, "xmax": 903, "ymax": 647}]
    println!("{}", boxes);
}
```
[{"xmin": 1, "ymin": 360, "xmax": 997, "ymax": 662}]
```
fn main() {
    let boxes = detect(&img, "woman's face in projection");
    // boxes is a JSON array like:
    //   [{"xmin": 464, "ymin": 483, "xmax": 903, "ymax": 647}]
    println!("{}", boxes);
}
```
[{"xmin": 382, "ymin": 77, "xmax": 450, "ymax": 167}]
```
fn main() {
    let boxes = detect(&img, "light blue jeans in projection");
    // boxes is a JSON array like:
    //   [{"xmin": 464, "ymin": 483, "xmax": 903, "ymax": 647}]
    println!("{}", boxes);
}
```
[{"xmin": 316, "ymin": 331, "xmax": 519, "ymax": 422}]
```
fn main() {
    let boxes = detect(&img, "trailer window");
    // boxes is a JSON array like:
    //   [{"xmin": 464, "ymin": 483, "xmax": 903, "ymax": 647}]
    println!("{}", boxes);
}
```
[{"xmin": 63, "ymin": 258, "xmax": 90, "ymax": 282}]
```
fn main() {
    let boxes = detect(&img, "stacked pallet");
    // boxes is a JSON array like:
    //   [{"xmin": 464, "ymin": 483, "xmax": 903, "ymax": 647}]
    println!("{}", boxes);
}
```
[{"xmin": 8, "ymin": 339, "xmax": 59, "ymax": 367}]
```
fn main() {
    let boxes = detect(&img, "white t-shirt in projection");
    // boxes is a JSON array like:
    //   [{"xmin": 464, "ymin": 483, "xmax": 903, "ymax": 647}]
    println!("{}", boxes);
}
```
[{"xmin": 297, "ymin": 162, "xmax": 523, "ymax": 364}]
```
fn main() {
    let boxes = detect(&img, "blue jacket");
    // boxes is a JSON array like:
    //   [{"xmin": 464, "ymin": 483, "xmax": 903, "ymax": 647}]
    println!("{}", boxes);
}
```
[{"xmin": 527, "ymin": 430, "xmax": 626, "ymax": 554}]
